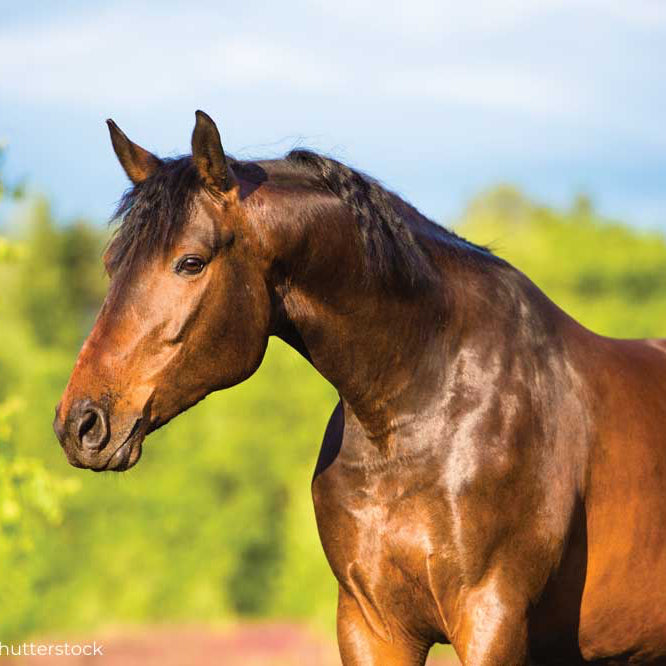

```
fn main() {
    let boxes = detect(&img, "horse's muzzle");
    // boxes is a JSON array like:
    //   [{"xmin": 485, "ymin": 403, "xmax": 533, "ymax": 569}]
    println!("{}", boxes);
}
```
[{"xmin": 53, "ymin": 400, "xmax": 144, "ymax": 472}]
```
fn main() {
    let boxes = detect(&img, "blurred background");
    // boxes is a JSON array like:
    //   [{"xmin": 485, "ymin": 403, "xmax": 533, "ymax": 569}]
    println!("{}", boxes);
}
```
[{"xmin": 1, "ymin": 1, "xmax": 665, "ymax": 664}]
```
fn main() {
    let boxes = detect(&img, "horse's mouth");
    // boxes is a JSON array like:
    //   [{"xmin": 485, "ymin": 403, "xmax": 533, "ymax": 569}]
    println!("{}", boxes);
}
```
[
  {"xmin": 95, "ymin": 418, "xmax": 145, "ymax": 472},
  {"xmin": 101, "ymin": 438, "xmax": 143, "ymax": 472}
]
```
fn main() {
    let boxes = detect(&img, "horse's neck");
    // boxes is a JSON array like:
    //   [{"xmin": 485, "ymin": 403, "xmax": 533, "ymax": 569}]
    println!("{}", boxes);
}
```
[
  {"xmin": 275, "ymin": 246, "xmax": 573, "ymax": 461},
  {"xmin": 254, "ymin": 178, "xmax": 568, "ymax": 454},
  {"xmin": 276, "ymin": 274, "xmax": 447, "ymax": 438},
  {"xmin": 271, "ymin": 222, "xmax": 491, "ymax": 450}
]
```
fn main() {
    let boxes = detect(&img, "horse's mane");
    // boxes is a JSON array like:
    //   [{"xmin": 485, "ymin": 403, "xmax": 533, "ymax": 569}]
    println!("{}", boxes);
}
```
[{"xmin": 107, "ymin": 150, "xmax": 497, "ymax": 290}]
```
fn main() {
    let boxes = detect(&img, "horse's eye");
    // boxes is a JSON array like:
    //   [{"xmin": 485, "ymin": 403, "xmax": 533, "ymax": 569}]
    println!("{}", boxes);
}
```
[{"xmin": 175, "ymin": 255, "xmax": 206, "ymax": 276}]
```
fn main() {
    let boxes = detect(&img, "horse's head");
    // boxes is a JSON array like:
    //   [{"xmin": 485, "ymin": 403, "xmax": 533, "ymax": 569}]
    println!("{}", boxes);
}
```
[{"xmin": 54, "ymin": 112, "xmax": 272, "ymax": 471}]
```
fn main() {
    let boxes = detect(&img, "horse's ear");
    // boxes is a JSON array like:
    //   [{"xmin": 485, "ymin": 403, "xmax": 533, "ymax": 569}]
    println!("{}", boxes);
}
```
[
  {"xmin": 191, "ymin": 110, "xmax": 234, "ymax": 193},
  {"xmin": 106, "ymin": 119, "xmax": 162, "ymax": 185}
]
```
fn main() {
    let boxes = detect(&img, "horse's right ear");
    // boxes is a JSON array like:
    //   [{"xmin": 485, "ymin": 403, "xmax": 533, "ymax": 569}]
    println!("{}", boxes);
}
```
[
  {"xmin": 106, "ymin": 119, "xmax": 162, "ymax": 185},
  {"xmin": 191, "ymin": 110, "xmax": 235, "ymax": 194}
]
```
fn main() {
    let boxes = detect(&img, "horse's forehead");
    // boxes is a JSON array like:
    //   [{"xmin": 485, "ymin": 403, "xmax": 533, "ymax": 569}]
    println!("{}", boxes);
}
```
[{"xmin": 179, "ymin": 195, "xmax": 227, "ymax": 243}]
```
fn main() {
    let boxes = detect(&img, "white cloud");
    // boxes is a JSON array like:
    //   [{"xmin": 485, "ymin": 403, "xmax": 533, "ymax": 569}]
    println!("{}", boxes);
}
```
[
  {"xmin": 383, "ymin": 66, "xmax": 582, "ymax": 120},
  {"xmin": 312, "ymin": 0, "xmax": 666, "ymax": 38},
  {"xmin": 0, "ymin": 5, "xmax": 343, "ymax": 105},
  {"xmin": 583, "ymin": 0, "xmax": 666, "ymax": 27},
  {"xmin": 0, "ymin": 6, "xmax": 344, "ymax": 106},
  {"xmin": 1, "ymin": 0, "xmax": 663, "ymax": 225},
  {"xmin": 0, "ymin": 0, "xmax": 664, "ymax": 149}
]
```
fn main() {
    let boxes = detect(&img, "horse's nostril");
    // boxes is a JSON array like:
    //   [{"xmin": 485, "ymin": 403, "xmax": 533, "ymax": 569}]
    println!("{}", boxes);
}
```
[
  {"xmin": 78, "ymin": 410, "xmax": 97, "ymax": 440},
  {"xmin": 77, "ymin": 405, "xmax": 109, "ymax": 451}
]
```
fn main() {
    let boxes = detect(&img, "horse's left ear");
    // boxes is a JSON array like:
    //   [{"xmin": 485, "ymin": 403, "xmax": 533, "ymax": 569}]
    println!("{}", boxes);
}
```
[{"xmin": 191, "ymin": 110, "xmax": 235, "ymax": 193}]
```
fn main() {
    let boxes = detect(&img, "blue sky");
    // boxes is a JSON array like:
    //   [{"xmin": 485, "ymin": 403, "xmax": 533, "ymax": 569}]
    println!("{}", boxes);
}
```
[{"xmin": 1, "ymin": 0, "xmax": 665, "ymax": 229}]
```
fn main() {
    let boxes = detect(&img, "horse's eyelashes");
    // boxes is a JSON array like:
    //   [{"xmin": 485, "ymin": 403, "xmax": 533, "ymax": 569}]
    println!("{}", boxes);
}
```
[{"xmin": 175, "ymin": 255, "xmax": 206, "ymax": 276}]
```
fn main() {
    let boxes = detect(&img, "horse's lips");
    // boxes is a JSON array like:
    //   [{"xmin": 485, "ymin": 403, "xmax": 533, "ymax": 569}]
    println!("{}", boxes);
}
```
[
  {"xmin": 99, "ymin": 438, "xmax": 141, "ymax": 472},
  {"xmin": 95, "ymin": 419, "xmax": 145, "ymax": 472}
]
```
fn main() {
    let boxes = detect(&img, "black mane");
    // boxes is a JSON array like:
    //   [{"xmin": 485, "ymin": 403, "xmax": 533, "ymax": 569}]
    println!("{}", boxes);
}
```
[
  {"xmin": 107, "ymin": 150, "xmax": 495, "ymax": 289},
  {"xmin": 285, "ymin": 150, "xmax": 441, "ymax": 290}
]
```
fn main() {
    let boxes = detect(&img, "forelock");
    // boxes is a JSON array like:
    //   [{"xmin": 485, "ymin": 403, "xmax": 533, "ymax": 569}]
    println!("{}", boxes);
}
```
[{"xmin": 106, "ymin": 156, "xmax": 201, "ymax": 275}]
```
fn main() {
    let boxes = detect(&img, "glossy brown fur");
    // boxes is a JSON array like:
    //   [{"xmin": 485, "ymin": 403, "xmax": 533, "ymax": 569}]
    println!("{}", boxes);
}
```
[{"xmin": 55, "ymin": 112, "xmax": 666, "ymax": 665}]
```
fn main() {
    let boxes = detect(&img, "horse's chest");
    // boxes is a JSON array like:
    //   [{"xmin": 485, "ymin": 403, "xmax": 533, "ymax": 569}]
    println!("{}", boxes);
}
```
[{"xmin": 311, "ymin": 465, "xmax": 453, "ymax": 637}]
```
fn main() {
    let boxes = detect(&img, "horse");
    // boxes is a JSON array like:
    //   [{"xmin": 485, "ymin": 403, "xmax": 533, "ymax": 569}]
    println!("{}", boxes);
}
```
[{"xmin": 54, "ymin": 111, "xmax": 666, "ymax": 665}]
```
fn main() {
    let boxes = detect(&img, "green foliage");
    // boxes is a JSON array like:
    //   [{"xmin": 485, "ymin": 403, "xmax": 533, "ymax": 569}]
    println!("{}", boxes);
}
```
[
  {"xmin": 0, "ymin": 160, "xmax": 665, "ymax": 643},
  {"xmin": 0, "ymin": 398, "xmax": 80, "ymax": 638},
  {"xmin": 16, "ymin": 198, "xmax": 106, "ymax": 348},
  {"xmin": 0, "ymin": 236, "xmax": 24, "ymax": 262},
  {"xmin": 0, "ymin": 155, "xmax": 76, "ymax": 638}
]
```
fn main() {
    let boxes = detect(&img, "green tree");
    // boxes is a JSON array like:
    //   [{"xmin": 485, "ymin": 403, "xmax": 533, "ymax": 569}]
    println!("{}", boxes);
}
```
[
  {"xmin": 0, "ymin": 154, "xmax": 80, "ymax": 639},
  {"xmin": 17, "ymin": 198, "xmax": 106, "ymax": 349}
]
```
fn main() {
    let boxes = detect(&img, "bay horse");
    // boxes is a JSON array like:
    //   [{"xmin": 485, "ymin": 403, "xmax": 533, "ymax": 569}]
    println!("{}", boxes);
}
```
[{"xmin": 54, "ymin": 111, "xmax": 666, "ymax": 665}]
